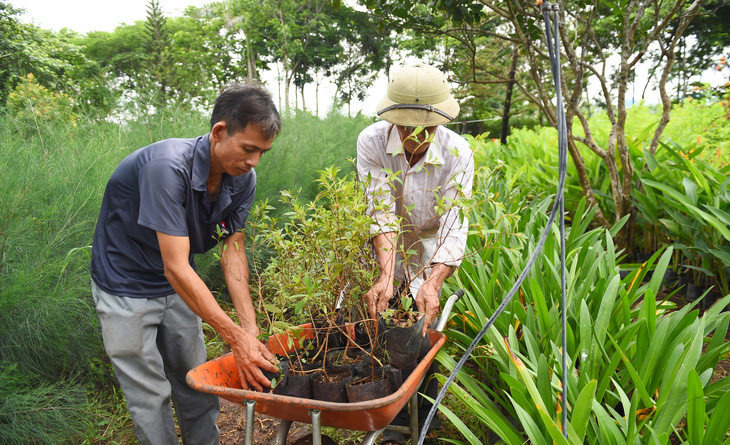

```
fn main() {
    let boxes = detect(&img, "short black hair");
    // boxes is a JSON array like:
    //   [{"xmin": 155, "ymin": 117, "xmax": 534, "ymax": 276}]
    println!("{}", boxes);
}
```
[{"xmin": 210, "ymin": 82, "xmax": 281, "ymax": 139}]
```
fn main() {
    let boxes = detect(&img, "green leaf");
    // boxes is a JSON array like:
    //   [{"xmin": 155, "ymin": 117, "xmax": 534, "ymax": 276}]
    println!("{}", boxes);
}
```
[
  {"xmin": 507, "ymin": 394, "xmax": 549, "ymax": 445},
  {"xmin": 705, "ymin": 205, "xmax": 730, "ymax": 226},
  {"xmin": 654, "ymin": 317, "xmax": 705, "ymax": 433},
  {"xmin": 431, "ymin": 363, "xmax": 524, "ymax": 444},
  {"xmin": 293, "ymin": 296, "xmax": 308, "ymax": 314},
  {"xmin": 529, "ymin": 277, "xmax": 550, "ymax": 337},
  {"xmin": 594, "ymin": 274, "xmax": 620, "ymax": 348},
  {"xmin": 687, "ymin": 369, "xmax": 706, "ymax": 445},
  {"xmin": 571, "ymin": 379, "xmax": 597, "ymax": 442},
  {"xmin": 536, "ymin": 406, "xmax": 571, "ymax": 445},
  {"xmin": 683, "ymin": 177, "xmax": 699, "ymax": 206},
  {"xmin": 591, "ymin": 399, "xmax": 625, "ymax": 444},
  {"xmin": 642, "ymin": 179, "xmax": 730, "ymax": 242},
  {"xmin": 647, "ymin": 248, "xmax": 673, "ymax": 297},
  {"xmin": 709, "ymin": 249, "xmax": 730, "ymax": 268},
  {"xmin": 429, "ymin": 394, "xmax": 484, "ymax": 445},
  {"xmin": 704, "ymin": 389, "xmax": 730, "ymax": 445}
]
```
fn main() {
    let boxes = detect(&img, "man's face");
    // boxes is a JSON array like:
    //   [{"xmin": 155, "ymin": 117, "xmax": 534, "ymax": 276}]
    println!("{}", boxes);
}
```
[
  {"xmin": 210, "ymin": 122, "xmax": 274, "ymax": 176},
  {"xmin": 395, "ymin": 125, "xmax": 438, "ymax": 155}
]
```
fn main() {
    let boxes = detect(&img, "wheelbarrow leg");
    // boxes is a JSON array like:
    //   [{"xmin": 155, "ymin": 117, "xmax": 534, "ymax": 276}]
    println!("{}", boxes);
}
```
[
  {"xmin": 361, "ymin": 428, "xmax": 386, "ymax": 445},
  {"xmin": 409, "ymin": 389, "xmax": 419, "ymax": 442},
  {"xmin": 244, "ymin": 400, "xmax": 255, "ymax": 445},
  {"xmin": 275, "ymin": 419, "xmax": 293, "ymax": 445},
  {"xmin": 310, "ymin": 409, "xmax": 322, "ymax": 445}
]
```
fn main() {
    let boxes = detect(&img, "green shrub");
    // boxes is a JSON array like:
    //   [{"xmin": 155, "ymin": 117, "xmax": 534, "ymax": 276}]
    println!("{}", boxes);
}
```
[
  {"xmin": 0, "ymin": 110, "xmax": 103, "ymax": 443},
  {"xmin": 0, "ymin": 364, "xmax": 92, "ymax": 445},
  {"xmin": 246, "ymin": 168, "xmax": 377, "ymax": 336},
  {"xmin": 6, "ymin": 73, "xmax": 77, "ymax": 136}
]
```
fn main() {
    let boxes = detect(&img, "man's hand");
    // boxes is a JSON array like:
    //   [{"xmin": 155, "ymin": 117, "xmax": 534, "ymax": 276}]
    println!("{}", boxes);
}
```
[
  {"xmin": 364, "ymin": 278, "xmax": 394, "ymax": 322},
  {"xmin": 366, "ymin": 232, "xmax": 397, "ymax": 321},
  {"xmin": 228, "ymin": 326, "xmax": 278, "ymax": 392},
  {"xmin": 415, "ymin": 282, "xmax": 441, "ymax": 337},
  {"xmin": 415, "ymin": 263, "xmax": 453, "ymax": 337}
]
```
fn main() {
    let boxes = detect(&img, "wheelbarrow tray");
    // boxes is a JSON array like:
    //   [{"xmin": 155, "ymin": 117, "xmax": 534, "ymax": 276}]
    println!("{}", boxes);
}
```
[{"xmin": 186, "ymin": 324, "xmax": 446, "ymax": 432}]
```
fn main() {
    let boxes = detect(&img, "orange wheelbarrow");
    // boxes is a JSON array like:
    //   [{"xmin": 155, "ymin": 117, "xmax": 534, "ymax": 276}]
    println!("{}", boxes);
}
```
[{"xmin": 187, "ymin": 290, "xmax": 462, "ymax": 445}]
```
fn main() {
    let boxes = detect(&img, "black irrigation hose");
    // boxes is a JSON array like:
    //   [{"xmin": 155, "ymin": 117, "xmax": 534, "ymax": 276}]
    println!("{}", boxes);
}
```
[{"xmin": 416, "ymin": 2, "xmax": 570, "ymax": 443}]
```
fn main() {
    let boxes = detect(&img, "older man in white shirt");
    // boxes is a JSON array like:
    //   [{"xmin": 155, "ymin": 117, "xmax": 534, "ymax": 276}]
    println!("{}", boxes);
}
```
[{"xmin": 356, "ymin": 62, "xmax": 474, "ymax": 445}]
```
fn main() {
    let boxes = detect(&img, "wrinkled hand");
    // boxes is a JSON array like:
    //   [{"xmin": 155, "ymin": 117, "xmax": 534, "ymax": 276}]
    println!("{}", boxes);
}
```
[
  {"xmin": 229, "ymin": 327, "xmax": 278, "ymax": 392},
  {"xmin": 364, "ymin": 278, "xmax": 394, "ymax": 322},
  {"xmin": 415, "ymin": 283, "xmax": 441, "ymax": 337}
]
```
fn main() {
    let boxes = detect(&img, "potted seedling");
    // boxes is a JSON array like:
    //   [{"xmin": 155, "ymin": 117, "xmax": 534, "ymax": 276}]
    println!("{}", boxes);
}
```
[{"xmin": 246, "ymin": 169, "xmax": 381, "ymax": 401}]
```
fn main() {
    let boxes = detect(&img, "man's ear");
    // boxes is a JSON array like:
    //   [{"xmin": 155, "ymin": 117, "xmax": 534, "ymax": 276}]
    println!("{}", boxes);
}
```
[{"xmin": 211, "ymin": 121, "xmax": 227, "ymax": 142}]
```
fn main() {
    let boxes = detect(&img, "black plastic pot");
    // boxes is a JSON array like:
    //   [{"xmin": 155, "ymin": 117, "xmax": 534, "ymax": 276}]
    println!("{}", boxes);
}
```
[
  {"xmin": 312, "ymin": 367, "xmax": 352, "ymax": 403},
  {"xmin": 701, "ymin": 289, "xmax": 722, "ymax": 312},
  {"xmin": 313, "ymin": 312, "xmax": 349, "ymax": 350},
  {"xmin": 326, "ymin": 347, "xmax": 369, "ymax": 373},
  {"xmin": 283, "ymin": 372, "xmax": 313, "ymax": 399},
  {"xmin": 686, "ymin": 283, "xmax": 705, "ymax": 302},
  {"xmin": 380, "ymin": 365, "xmax": 402, "ymax": 393},
  {"xmin": 345, "ymin": 371, "xmax": 390, "ymax": 402},
  {"xmin": 663, "ymin": 269, "xmax": 679, "ymax": 287},
  {"xmin": 634, "ymin": 252, "xmax": 653, "ymax": 263},
  {"xmin": 377, "ymin": 316, "xmax": 425, "ymax": 369},
  {"xmin": 354, "ymin": 321, "xmax": 372, "ymax": 347}
]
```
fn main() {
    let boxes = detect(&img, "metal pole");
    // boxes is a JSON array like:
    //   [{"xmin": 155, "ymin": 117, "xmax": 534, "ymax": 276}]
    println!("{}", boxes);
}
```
[
  {"xmin": 275, "ymin": 419, "xmax": 293, "ymax": 445},
  {"xmin": 310, "ymin": 409, "xmax": 322, "ymax": 445},
  {"xmin": 244, "ymin": 400, "xmax": 256, "ymax": 445},
  {"xmin": 409, "ymin": 390, "xmax": 419, "ymax": 441}
]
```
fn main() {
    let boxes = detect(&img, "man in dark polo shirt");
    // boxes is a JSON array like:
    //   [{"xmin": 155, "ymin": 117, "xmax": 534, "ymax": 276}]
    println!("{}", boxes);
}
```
[{"xmin": 90, "ymin": 83, "xmax": 280, "ymax": 445}]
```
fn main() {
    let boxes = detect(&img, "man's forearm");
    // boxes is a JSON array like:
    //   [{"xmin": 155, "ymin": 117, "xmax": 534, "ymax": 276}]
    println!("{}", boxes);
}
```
[
  {"xmin": 158, "ymin": 232, "xmax": 245, "ymax": 345},
  {"xmin": 372, "ymin": 231, "xmax": 397, "ymax": 282},
  {"xmin": 220, "ymin": 233, "xmax": 259, "ymax": 336}
]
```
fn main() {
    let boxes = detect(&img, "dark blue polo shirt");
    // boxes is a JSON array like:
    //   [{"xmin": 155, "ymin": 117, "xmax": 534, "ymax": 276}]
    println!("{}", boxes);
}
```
[{"xmin": 90, "ymin": 134, "xmax": 256, "ymax": 298}]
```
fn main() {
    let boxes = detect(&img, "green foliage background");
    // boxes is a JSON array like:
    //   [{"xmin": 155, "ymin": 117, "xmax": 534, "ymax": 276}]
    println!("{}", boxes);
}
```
[{"xmin": 1, "ymin": 0, "xmax": 729, "ymax": 440}]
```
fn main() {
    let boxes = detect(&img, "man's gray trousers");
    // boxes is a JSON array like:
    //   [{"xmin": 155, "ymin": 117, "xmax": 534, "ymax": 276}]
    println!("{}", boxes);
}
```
[{"xmin": 92, "ymin": 282, "xmax": 220, "ymax": 445}]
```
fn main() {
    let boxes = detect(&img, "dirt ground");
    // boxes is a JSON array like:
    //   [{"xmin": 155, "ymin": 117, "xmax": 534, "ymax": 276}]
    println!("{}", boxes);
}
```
[
  {"xmin": 216, "ymin": 399, "xmax": 360, "ymax": 445},
  {"xmin": 217, "ymin": 399, "xmax": 310, "ymax": 445}
]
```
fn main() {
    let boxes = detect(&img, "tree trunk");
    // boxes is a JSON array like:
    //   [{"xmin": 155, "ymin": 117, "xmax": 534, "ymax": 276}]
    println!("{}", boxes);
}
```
[
  {"xmin": 500, "ymin": 44, "xmax": 519, "ymax": 145},
  {"xmin": 245, "ymin": 31, "xmax": 256, "ymax": 80},
  {"xmin": 301, "ymin": 84, "xmax": 306, "ymax": 112}
]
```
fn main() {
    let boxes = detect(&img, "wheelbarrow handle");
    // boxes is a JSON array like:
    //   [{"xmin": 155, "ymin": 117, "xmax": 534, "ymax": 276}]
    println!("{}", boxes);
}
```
[{"xmin": 435, "ymin": 289, "xmax": 464, "ymax": 333}]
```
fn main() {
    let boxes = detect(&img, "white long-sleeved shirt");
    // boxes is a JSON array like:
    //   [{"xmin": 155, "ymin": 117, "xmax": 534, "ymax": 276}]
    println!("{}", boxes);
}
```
[{"xmin": 356, "ymin": 121, "xmax": 474, "ymax": 296}]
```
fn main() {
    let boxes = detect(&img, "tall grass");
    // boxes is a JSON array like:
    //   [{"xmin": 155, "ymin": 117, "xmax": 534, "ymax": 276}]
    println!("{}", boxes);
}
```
[
  {"xmin": 0, "ymin": 105, "xmax": 371, "ymax": 442},
  {"xmin": 255, "ymin": 110, "xmax": 373, "ymax": 218}
]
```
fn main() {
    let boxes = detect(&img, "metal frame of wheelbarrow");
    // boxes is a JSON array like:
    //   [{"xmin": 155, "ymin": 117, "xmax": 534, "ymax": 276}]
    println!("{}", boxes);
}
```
[{"xmin": 186, "ymin": 290, "xmax": 462, "ymax": 445}]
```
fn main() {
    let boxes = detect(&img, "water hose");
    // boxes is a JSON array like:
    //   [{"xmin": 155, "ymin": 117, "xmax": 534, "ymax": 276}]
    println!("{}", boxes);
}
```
[{"xmin": 416, "ymin": 2, "xmax": 570, "ymax": 442}]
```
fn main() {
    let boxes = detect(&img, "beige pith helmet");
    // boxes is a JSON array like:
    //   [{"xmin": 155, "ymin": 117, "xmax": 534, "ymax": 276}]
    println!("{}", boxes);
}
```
[{"xmin": 376, "ymin": 62, "xmax": 460, "ymax": 127}]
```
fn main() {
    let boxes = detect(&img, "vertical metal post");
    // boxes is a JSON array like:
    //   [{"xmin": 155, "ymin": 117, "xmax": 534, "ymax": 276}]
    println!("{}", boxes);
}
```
[
  {"xmin": 244, "ymin": 400, "xmax": 256, "ymax": 445},
  {"xmin": 310, "ymin": 409, "xmax": 322, "ymax": 445},
  {"xmin": 275, "ymin": 419, "xmax": 293, "ymax": 445},
  {"xmin": 409, "ymin": 391, "xmax": 419, "ymax": 442}
]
